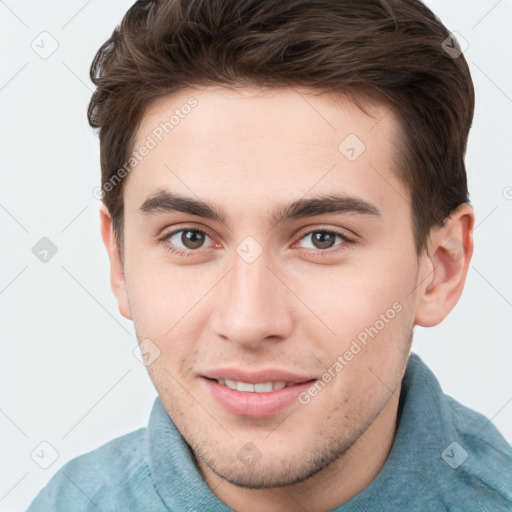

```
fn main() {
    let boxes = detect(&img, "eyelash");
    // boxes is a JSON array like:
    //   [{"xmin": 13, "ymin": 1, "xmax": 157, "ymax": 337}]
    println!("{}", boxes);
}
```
[{"xmin": 158, "ymin": 226, "xmax": 356, "ymax": 257}]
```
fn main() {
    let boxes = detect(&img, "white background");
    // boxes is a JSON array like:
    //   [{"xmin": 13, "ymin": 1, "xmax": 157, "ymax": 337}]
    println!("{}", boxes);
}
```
[{"xmin": 1, "ymin": 1, "xmax": 511, "ymax": 510}]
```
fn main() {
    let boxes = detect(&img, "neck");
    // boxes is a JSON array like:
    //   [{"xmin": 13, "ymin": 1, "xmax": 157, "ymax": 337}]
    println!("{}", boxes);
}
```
[{"xmin": 197, "ymin": 393, "xmax": 399, "ymax": 512}]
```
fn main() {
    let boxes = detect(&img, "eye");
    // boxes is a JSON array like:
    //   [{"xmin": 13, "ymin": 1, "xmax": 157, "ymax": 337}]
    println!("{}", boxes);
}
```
[
  {"xmin": 160, "ymin": 228, "xmax": 214, "ymax": 255},
  {"xmin": 297, "ymin": 229, "xmax": 350, "ymax": 251}
]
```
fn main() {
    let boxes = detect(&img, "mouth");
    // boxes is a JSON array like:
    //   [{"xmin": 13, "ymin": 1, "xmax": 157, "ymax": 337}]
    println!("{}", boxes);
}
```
[
  {"xmin": 212, "ymin": 379, "xmax": 298, "ymax": 393},
  {"xmin": 200, "ymin": 372, "xmax": 317, "ymax": 418}
]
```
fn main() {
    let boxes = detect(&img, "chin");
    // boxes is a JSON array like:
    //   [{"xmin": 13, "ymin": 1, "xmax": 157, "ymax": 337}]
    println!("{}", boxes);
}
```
[{"xmin": 194, "ymin": 438, "xmax": 350, "ymax": 489}]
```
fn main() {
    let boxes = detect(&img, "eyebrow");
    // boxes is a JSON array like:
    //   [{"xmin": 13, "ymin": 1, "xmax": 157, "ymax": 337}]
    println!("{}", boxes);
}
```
[{"xmin": 138, "ymin": 189, "xmax": 381, "ymax": 225}]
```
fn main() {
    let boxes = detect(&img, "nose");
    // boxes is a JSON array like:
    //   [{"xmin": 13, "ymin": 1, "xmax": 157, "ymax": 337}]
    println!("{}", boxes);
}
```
[{"xmin": 211, "ymin": 252, "xmax": 294, "ymax": 350}]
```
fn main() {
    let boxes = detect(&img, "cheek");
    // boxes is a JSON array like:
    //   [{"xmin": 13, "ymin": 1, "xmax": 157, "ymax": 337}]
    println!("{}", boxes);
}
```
[
  {"xmin": 125, "ymin": 259, "xmax": 216, "ymax": 372},
  {"xmin": 295, "ymin": 258, "xmax": 415, "ymax": 338},
  {"xmin": 126, "ymin": 257, "xmax": 206, "ymax": 330},
  {"xmin": 291, "ymin": 258, "xmax": 417, "ymax": 399}
]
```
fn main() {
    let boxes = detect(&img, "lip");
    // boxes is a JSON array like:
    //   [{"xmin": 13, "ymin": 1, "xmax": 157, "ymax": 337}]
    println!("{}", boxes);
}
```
[{"xmin": 201, "ymin": 375, "xmax": 317, "ymax": 418}]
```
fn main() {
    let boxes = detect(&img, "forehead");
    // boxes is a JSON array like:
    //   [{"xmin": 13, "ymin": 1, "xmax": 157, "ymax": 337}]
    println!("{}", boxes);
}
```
[
  {"xmin": 136, "ymin": 85, "xmax": 398, "ymax": 153},
  {"xmin": 125, "ymin": 85, "xmax": 407, "ymax": 223}
]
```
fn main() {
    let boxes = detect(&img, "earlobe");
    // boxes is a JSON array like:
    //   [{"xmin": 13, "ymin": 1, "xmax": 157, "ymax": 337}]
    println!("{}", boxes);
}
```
[
  {"xmin": 414, "ymin": 203, "xmax": 474, "ymax": 327},
  {"xmin": 99, "ymin": 205, "xmax": 133, "ymax": 320}
]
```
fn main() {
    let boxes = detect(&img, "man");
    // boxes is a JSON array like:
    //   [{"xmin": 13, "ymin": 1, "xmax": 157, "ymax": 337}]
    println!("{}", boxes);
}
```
[{"xmin": 27, "ymin": 0, "xmax": 512, "ymax": 510}]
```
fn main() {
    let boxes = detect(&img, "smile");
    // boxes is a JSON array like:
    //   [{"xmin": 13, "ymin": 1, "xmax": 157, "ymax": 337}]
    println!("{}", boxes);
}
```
[
  {"xmin": 215, "ymin": 379, "xmax": 295, "ymax": 392},
  {"xmin": 202, "ymin": 376, "xmax": 317, "ymax": 418}
]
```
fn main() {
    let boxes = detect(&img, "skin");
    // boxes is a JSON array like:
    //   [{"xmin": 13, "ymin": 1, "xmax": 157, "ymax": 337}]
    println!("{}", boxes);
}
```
[{"xmin": 100, "ymin": 85, "xmax": 474, "ymax": 512}]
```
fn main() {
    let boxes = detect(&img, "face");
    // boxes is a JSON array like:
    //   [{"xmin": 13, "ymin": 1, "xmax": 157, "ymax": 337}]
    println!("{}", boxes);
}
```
[{"xmin": 117, "ymin": 86, "xmax": 422, "ymax": 488}]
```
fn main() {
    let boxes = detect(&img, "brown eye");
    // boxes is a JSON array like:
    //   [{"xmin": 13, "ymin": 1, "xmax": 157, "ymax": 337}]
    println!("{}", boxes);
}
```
[
  {"xmin": 181, "ymin": 230, "xmax": 205, "ymax": 249},
  {"xmin": 166, "ymin": 229, "xmax": 210, "ymax": 251},
  {"xmin": 299, "ymin": 230, "xmax": 346, "ymax": 250},
  {"xmin": 311, "ymin": 232, "xmax": 336, "ymax": 249}
]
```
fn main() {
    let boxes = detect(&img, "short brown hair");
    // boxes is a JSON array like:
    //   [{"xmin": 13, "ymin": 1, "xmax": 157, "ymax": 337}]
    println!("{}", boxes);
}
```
[{"xmin": 88, "ymin": 0, "xmax": 474, "ymax": 259}]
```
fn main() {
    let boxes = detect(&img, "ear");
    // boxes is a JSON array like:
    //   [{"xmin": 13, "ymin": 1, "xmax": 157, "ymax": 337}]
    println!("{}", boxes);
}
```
[
  {"xmin": 414, "ymin": 203, "xmax": 474, "ymax": 327},
  {"xmin": 99, "ymin": 204, "xmax": 133, "ymax": 320}
]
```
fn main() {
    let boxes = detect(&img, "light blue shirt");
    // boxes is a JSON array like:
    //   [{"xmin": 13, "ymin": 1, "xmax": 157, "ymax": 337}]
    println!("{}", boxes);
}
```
[{"xmin": 27, "ymin": 353, "xmax": 512, "ymax": 511}]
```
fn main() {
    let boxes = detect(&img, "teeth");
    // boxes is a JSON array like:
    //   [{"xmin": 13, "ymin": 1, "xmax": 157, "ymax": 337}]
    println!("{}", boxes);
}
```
[
  {"xmin": 272, "ymin": 381, "xmax": 287, "ymax": 391},
  {"xmin": 254, "ymin": 382, "xmax": 273, "ymax": 393},
  {"xmin": 237, "ymin": 381, "xmax": 254, "ymax": 392},
  {"xmin": 217, "ymin": 379, "xmax": 293, "ymax": 393},
  {"xmin": 224, "ymin": 379, "xmax": 237, "ymax": 390}
]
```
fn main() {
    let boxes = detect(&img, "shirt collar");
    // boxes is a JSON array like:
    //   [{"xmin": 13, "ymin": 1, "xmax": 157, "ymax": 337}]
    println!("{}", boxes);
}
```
[
  {"xmin": 334, "ymin": 353, "xmax": 455, "ymax": 510},
  {"xmin": 147, "ymin": 396, "xmax": 233, "ymax": 511}
]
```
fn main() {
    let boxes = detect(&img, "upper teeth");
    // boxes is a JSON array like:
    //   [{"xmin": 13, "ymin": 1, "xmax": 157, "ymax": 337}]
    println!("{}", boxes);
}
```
[{"xmin": 217, "ymin": 379, "xmax": 291, "ymax": 392}]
